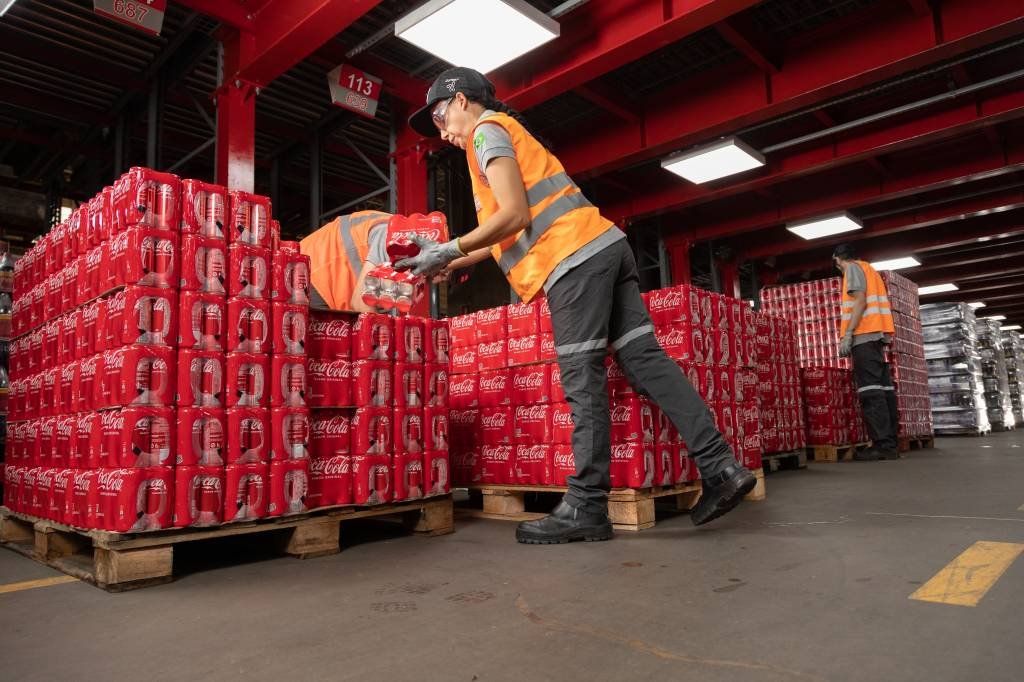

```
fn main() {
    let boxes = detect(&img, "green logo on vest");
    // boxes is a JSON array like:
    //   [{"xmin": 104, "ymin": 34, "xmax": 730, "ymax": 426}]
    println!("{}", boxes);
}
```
[{"xmin": 473, "ymin": 132, "xmax": 485, "ymax": 150}]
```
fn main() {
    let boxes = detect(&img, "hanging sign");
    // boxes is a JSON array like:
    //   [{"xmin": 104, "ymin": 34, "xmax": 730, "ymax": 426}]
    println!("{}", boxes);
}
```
[
  {"xmin": 94, "ymin": 0, "xmax": 167, "ymax": 36},
  {"xmin": 328, "ymin": 64, "xmax": 383, "ymax": 119}
]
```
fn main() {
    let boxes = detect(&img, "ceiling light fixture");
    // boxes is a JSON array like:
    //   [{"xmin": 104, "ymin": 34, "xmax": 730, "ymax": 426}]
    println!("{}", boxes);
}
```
[
  {"xmin": 984, "ymin": 315, "xmax": 1006, "ymax": 321},
  {"xmin": 661, "ymin": 137, "xmax": 765, "ymax": 184},
  {"xmin": 968, "ymin": 302, "xmax": 986, "ymax": 309},
  {"xmin": 1003, "ymin": 325, "xmax": 1021, "ymax": 331},
  {"xmin": 395, "ymin": 0, "xmax": 559, "ymax": 73},
  {"xmin": 786, "ymin": 212, "xmax": 863, "ymax": 240},
  {"xmin": 918, "ymin": 283, "xmax": 959, "ymax": 295},
  {"xmin": 0, "ymin": 0, "xmax": 16, "ymax": 17},
  {"xmin": 870, "ymin": 256, "xmax": 921, "ymax": 271}
]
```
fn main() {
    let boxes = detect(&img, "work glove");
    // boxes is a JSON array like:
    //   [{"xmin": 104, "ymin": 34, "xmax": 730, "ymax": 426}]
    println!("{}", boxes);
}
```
[
  {"xmin": 393, "ymin": 234, "xmax": 462, "ymax": 277},
  {"xmin": 839, "ymin": 333, "xmax": 854, "ymax": 358}
]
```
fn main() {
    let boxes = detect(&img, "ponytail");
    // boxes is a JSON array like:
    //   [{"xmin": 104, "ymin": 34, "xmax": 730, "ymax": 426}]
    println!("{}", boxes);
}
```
[{"xmin": 474, "ymin": 91, "xmax": 551, "ymax": 151}]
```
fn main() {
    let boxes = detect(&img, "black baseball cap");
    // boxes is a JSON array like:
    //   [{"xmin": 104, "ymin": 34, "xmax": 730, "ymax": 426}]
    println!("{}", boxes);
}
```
[
  {"xmin": 408, "ymin": 67, "xmax": 495, "ymax": 137},
  {"xmin": 832, "ymin": 243, "xmax": 858, "ymax": 260}
]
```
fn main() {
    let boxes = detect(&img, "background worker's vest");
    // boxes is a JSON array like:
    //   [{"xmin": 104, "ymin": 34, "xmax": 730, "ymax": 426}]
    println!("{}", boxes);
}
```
[
  {"xmin": 300, "ymin": 210, "xmax": 391, "ymax": 310},
  {"xmin": 465, "ymin": 112, "xmax": 613, "ymax": 303},
  {"xmin": 840, "ymin": 260, "xmax": 896, "ymax": 337}
]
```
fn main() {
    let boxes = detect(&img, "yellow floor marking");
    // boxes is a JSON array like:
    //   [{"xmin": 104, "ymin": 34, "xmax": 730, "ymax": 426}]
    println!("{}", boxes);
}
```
[
  {"xmin": 910, "ymin": 541, "xmax": 1024, "ymax": 607},
  {"xmin": 0, "ymin": 575, "xmax": 79, "ymax": 594},
  {"xmin": 1018, "ymin": 503, "xmax": 1024, "ymax": 512}
]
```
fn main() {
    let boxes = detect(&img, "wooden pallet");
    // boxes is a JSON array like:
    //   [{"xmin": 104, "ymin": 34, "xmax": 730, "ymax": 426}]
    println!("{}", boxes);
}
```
[
  {"xmin": 460, "ymin": 471, "xmax": 765, "ymax": 532},
  {"xmin": 898, "ymin": 435, "xmax": 935, "ymax": 452},
  {"xmin": 0, "ymin": 496, "xmax": 453, "ymax": 592},
  {"xmin": 807, "ymin": 442, "xmax": 869, "ymax": 463},
  {"xmin": 761, "ymin": 450, "xmax": 807, "ymax": 473}
]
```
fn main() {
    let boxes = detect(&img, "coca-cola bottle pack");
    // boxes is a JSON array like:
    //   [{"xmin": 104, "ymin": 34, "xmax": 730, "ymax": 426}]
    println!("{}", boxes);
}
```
[
  {"xmin": 174, "ymin": 466, "xmax": 224, "ymax": 527},
  {"xmin": 268, "ymin": 459, "xmax": 309, "ymax": 516},
  {"xmin": 271, "ymin": 242, "xmax": 310, "ymax": 304},
  {"xmin": 307, "ymin": 454, "xmax": 353, "ymax": 508},
  {"xmin": 179, "ymin": 291, "xmax": 226, "ymax": 351},
  {"xmin": 177, "ymin": 407, "xmax": 226, "ymax": 466},
  {"xmin": 180, "ymin": 234, "xmax": 227, "ymax": 293},
  {"xmin": 227, "ymin": 191, "xmax": 271, "ymax": 247},
  {"xmin": 271, "ymin": 406, "xmax": 310, "ymax": 460},
  {"xmin": 307, "ymin": 312, "xmax": 351, "ymax": 359},
  {"xmin": 180, "ymin": 179, "xmax": 227, "ymax": 239},
  {"xmin": 226, "ymin": 407, "xmax": 270, "ymax": 464},
  {"xmin": 223, "ymin": 463, "xmax": 268, "ymax": 522}
]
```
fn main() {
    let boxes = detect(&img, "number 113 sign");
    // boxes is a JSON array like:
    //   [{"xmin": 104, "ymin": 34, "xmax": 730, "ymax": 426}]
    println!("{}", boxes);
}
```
[{"xmin": 327, "ymin": 64, "xmax": 383, "ymax": 119}]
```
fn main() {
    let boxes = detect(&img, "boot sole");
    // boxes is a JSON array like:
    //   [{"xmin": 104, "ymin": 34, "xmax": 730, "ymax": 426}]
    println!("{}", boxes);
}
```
[
  {"xmin": 516, "ymin": 525, "xmax": 614, "ymax": 544},
  {"xmin": 691, "ymin": 473, "xmax": 757, "ymax": 527}
]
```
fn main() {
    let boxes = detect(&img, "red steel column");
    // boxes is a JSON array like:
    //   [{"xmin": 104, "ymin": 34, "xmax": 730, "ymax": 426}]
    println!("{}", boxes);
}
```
[
  {"xmin": 718, "ymin": 258, "xmax": 742, "ymax": 298},
  {"xmin": 665, "ymin": 237, "xmax": 694, "ymax": 286},
  {"xmin": 216, "ymin": 29, "xmax": 257, "ymax": 192}
]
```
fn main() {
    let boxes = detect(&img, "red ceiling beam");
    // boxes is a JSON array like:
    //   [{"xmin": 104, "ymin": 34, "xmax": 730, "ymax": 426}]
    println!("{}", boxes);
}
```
[
  {"xmin": 915, "ymin": 263, "xmax": 1024, "ymax": 285},
  {"xmin": 492, "ymin": 0, "xmax": 763, "ymax": 111},
  {"xmin": 556, "ymin": 0, "xmax": 1024, "ymax": 178},
  {"xmin": 711, "ymin": 137, "xmax": 1024, "ymax": 255},
  {"xmin": 575, "ymin": 85, "xmax": 640, "ymax": 124},
  {"xmin": 234, "ymin": 0, "xmax": 384, "ymax": 87},
  {"xmin": 912, "ymin": 246, "xmax": 1024, "ymax": 274},
  {"xmin": 715, "ymin": 14, "xmax": 781, "ymax": 74},
  {"xmin": 603, "ymin": 87, "xmax": 1024, "ymax": 225},
  {"xmin": 175, "ymin": 0, "xmax": 255, "ymax": 29}
]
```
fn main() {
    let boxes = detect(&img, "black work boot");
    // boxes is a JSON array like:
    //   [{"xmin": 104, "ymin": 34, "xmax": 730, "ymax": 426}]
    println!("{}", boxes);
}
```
[
  {"xmin": 877, "ymin": 448, "xmax": 901, "ymax": 460},
  {"xmin": 691, "ymin": 464, "xmax": 757, "ymax": 527},
  {"xmin": 853, "ymin": 447, "xmax": 884, "ymax": 461},
  {"xmin": 516, "ymin": 500, "xmax": 613, "ymax": 544}
]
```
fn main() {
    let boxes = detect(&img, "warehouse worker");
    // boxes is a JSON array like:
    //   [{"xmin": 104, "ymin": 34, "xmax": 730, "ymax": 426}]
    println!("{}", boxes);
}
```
[
  {"xmin": 833, "ymin": 243, "xmax": 900, "ymax": 461},
  {"xmin": 400, "ymin": 67, "xmax": 756, "ymax": 544},
  {"xmin": 300, "ymin": 210, "xmax": 393, "ymax": 312}
]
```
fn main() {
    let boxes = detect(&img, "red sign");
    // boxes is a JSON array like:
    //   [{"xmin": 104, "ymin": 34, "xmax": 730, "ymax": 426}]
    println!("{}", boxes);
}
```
[
  {"xmin": 94, "ymin": 0, "xmax": 166, "ymax": 36},
  {"xmin": 328, "ymin": 64, "xmax": 383, "ymax": 119}
]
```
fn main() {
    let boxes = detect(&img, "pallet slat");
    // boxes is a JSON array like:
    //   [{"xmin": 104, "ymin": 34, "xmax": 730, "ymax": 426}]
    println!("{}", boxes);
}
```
[{"xmin": 0, "ymin": 496, "xmax": 454, "ymax": 591}]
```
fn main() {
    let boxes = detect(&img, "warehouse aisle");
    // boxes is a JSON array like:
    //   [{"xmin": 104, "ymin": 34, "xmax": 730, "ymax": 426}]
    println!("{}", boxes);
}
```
[{"xmin": 2, "ymin": 433, "xmax": 1023, "ymax": 682}]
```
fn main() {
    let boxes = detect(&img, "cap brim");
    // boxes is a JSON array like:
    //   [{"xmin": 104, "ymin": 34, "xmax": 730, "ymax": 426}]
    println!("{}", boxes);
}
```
[{"xmin": 409, "ymin": 101, "xmax": 441, "ymax": 138}]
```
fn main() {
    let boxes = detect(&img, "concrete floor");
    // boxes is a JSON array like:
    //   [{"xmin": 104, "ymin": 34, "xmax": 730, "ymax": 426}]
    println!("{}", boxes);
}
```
[{"xmin": 2, "ymin": 433, "xmax": 1023, "ymax": 682}]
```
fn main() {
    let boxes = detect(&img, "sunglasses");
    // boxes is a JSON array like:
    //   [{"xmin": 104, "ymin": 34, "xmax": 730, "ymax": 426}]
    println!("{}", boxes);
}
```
[{"xmin": 432, "ymin": 97, "xmax": 455, "ymax": 131}]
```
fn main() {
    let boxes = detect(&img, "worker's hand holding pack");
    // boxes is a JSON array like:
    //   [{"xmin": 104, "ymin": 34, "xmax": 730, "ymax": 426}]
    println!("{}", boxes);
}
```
[
  {"xmin": 394, "ymin": 235, "xmax": 462, "ymax": 277},
  {"xmin": 388, "ymin": 212, "xmax": 461, "ymax": 277}
]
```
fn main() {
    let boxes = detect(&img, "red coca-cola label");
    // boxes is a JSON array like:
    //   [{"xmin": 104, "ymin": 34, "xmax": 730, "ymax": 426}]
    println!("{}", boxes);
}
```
[
  {"xmin": 308, "ymin": 357, "xmax": 352, "ymax": 407},
  {"xmin": 477, "ymin": 339, "xmax": 508, "ymax": 371},
  {"xmin": 268, "ymin": 459, "xmax": 309, "ymax": 517},
  {"xmin": 423, "ymin": 406, "xmax": 449, "ymax": 452},
  {"xmin": 514, "ymin": 403, "xmax": 552, "ymax": 445},
  {"xmin": 393, "ymin": 408, "xmax": 424, "ymax": 456},
  {"xmin": 450, "ymin": 346, "xmax": 477, "ymax": 375},
  {"xmin": 425, "ymin": 318, "xmax": 449, "ymax": 364},
  {"xmin": 506, "ymin": 301, "xmax": 540, "ymax": 337},
  {"xmin": 177, "ymin": 349, "xmax": 225, "ymax": 407},
  {"xmin": 507, "ymin": 334, "xmax": 540, "ymax": 367},
  {"xmin": 226, "ymin": 352, "xmax": 269, "ymax": 408},
  {"xmin": 272, "ymin": 303, "xmax": 307, "ymax": 355},
  {"xmin": 101, "ymin": 344, "xmax": 175, "ymax": 408},
  {"xmin": 474, "ymin": 307, "xmax": 507, "ymax": 344},
  {"xmin": 352, "ymin": 360, "xmax": 392, "ymax": 408},
  {"xmin": 226, "ymin": 407, "xmax": 269, "ymax": 464},
  {"xmin": 514, "ymin": 444, "xmax": 552, "ymax": 486},
  {"xmin": 479, "ymin": 444, "xmax": 515, "ymax": 485},
  {"xmin": 181, "ymin": 233, "xmax": 227, "ymax": 294},
  {"xmin": 228, "ymin": 242, "xmax": 270, "ymax": 299},
  {"xmin": 173, "ymin": 466, "xmax": 224, "ymax": 527},
  {"xmin": 272, "ymin": 250, "xmax": 311, "ymax": 304},
  {"xmin": 352, "ymin": 313, "xmax": 393, "ymax": 361},
  {"xmin": 478, "ymin": 369, "xmax": 511, "ymax": 408},
  {"xmin": 227, "ymin": 297, "xmax": 269, "ymax": 353},
  {"xmin": 392, "ymin": 451, "xmax": 424, "ymax": 503},
  {"xmin": 610, "ymin": 397, "xmax": 655, "ymax": 443},
  {"xmin": 307, "ymin": 454, "xmax": 352, "ymax": 508},
  {"xmin": 178, "ymin": 291, "xmax": 226, "ymax": 351},
  {"xmin": 448, "ymin": 314, "xmax": 475, "ymax": 348},
  {"xmin": 177, "ymin": 407, "xmax": 226, "ymax": 466},
  {"xmin": 610, "ymin": 442, "xmax": 655, "ymax": 489},
  {"xmin": 394, "ymin": 316, "xmax": 425, "ymax": 364},
  {"xmin": 552, "ymin": 444, "xmax": 575, "ymax": 486},
  {"xmin": 351, "ymin": 407, "xmax": 391, "ymax": 456},
  {"xmin": 114, "ymin": 167, "xmax": 181, "ymax": 232},
  {"xmin": 646, "ymin": 286, "xmax": 690, "ymax": 326},
  {"xmin": 386, "ymin": 212, "xmax": 449, "ymax": 263},
  {"xmin": 351, "ymin": 454, "xmax": 392, "ymax": 505},
  {"xmin": 426, "ymin": 364, "xmax": 448, "ymax": 408},
  {"xmin": 479, "ymin": 406, "xmax": 513, "ymax": 446},
  {"xmin": 97, "ymin": 466, "xmax": 174, "ymax": 532},
  {"xmin": 448, "ymin": 374, "xmax": 478, "ymax": 409},
  {"xmin": 223, "ymin": 463, "xmax": 268, "ymax": 522},
  {"xmin": 309, "ymin": 409, "xmax": 351, "ymax": 459},
  {"xmin": 108, "ymin": 226, "xmax": 179, "ymax": 289},
  {"xmin": 511, "ymin": 363, "xmax": 550, "ymax": 405},
  {"xmin": 393, "ymin": 362, "xmax": 424, "ymax": 408},
  {"xmin": 551, "ymin": 402, "xmax": 574, "ymax": 444},
  {"xmin": 180, "ymin": 179, "xmax": 227, "ymax": 239},
  {"xmin": 423, "ymin": 450, "xmax": 450, "ymax": 497},
  {"xmin": 307, "ymin": 312, "xmax": 352, "ymax": 359},
  {"xmin": 449, "ymin": 408, "xmax": 479, "ymax": 450},
  {"xmin": 227, "ymin": 191, "xmax": 271, "ymax": 247},
  {"xmin": 271, "ymin": 355, "xmax": 308, "ymax": 408}
]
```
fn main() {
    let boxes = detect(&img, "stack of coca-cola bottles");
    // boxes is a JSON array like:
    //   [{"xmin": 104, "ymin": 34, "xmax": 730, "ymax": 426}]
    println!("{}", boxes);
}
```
[
  {"xmin": 449, "ymin": 284, "xmax": 761, "ymax": 490},
  {"xmin": 753, "ymin": 313, "xmax": 807, "ymax": 454},
  {"xmin": 2, "ymin": 167, "xmax": 316, "ymax": 532},
  {"xmin": 760, "ymin": 270, "xmax": 931, "ymax": 444},
  {"xmin": 306, "ymin": 311, "xmax": 451, "ymax": 507}
]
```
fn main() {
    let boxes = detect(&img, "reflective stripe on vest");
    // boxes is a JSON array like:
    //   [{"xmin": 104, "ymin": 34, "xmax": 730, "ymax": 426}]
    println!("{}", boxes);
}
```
[
  {"xmin": 339, "ymin": 211, "xmax": 389, "ymax": 269},
  {"xmin": 498, "ymin": 192, "xmax": 595, "ymax": 274},
  {"xmin": 840, "ymin": 260, "xmax": 896, "ymax": 337}
]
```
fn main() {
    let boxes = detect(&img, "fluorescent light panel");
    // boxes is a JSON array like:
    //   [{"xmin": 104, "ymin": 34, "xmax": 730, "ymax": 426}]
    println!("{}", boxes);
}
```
[
  {"xmin": 0, "ymin": 0, "xmax": 16, "ymax": 17},
  {"xmin": 1003, "ymin": 325, "xmax": 1021, "ymax": 331},
  {"xmin": 395, "ymin": 0, "xmax": 559, "ymax": 73},
  {"xmin": 870, "ymin": 256, "xmax": 921, "ymax": 271},
  {"xmin": 968, "ymin": 302, "xmax": 986, "ymax": 309},
  {"xmin": 984, "ymin": 315, "xmax": 1006, "ymax": 321},
  {"xmin": 661, "ymin": 137, "xmax": 765, "ymax": 184},
  {"xmin": 786, "ymin": 212, "xmax": 863, "ymax": 240},
  {"xmin": 918, "ymin": 283, "xmax": 958, "ymax": 295}
]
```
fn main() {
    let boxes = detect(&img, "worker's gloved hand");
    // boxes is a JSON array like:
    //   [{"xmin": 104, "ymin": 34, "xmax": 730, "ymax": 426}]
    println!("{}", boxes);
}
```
[
  {"xmin": 394, "ymin": 235, "xmax": 462, "ymax": 277},
  {"xmin": 839, "ymin": 333, "xmax": 854, "ymax": 358}
]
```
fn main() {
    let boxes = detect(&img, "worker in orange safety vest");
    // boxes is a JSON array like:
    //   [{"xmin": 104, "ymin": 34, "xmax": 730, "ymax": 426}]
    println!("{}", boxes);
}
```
[
  {"xmin": 833, "ymin": 243, "xmax": 900, "ymax": 461},
  {"xmin": 299, "ymin": 210, "xmax": 393, "ymax": 312},
  {"xmin": 400, "ymin": 67, "xmax": 756, "ymax": 544}
]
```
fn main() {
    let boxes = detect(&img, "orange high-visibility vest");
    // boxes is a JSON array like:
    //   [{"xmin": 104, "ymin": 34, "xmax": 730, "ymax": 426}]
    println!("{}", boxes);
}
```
[
  {"xmin": 300, "ymin": 210, "xmax": 391, "ymax": 310},
  {"xmin": 466, "ymin": 112, "xmax": 613, "ymax": 303},
  {"xmin": 840, "ymin": 260, "xmax": 896, "ymax": 337}
]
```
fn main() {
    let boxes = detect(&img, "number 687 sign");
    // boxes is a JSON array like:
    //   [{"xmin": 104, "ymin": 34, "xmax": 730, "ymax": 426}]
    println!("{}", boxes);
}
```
[
  {"xmin": 93, "ymin": 0, "xmax": 166, "ymax": 36},
  {"xmin": 327, "ymin": 65, "xmax": 383, "ymax": 119}
]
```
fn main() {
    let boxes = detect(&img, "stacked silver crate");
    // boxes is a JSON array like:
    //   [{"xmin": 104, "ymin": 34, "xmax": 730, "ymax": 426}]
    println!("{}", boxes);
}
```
[
  {"xmin": 1000, "ymin": 331, "xmax": 1024, "ymax": 426},
  {"xmin": 976, "ymin": 318, "xmax": 1016, "ymax": 431},
  {"xmin": 921, "ymin": 303, "xmax": 990, "ymax": 435}
]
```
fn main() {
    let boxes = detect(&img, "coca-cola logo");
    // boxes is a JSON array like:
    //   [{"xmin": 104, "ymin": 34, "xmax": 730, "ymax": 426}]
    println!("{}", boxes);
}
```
[
  {"xmin": 516, "ymin": 405, "xmax": 548, "ymax": 421},
  {"xmin": 513, "ymin": 371, "xmax": 544, "ymax": 389},
  {"xmin": 449, "ymin": 315, "xmax": 474, "ymax": 331},
  {"xmin": 452, "ymin": 348, "xmax": 475, "ymax": 363},
  {"xmin": 611, "ymin": 443, "xmax": 637, "ymax": 459},
  {"xmin": 660, "ymin": 327, "xmax": 686, "ymax": 345},
  {"xmin": 554, "ymin": 451, "xmax": 573, "ymax": 467},
  {"xmin": 477, "ymin": 308, "xmax": 503, "ymax": 324},
  {"xmin": 480, "ymin": 411, "xmax": 508, "ymax": 428},
  {"xmin": 450, "ymin": 377, "xmax": 476, "ymax": 394},
  {"xmin": 308, "ymin": 319, "xmax": 351, "ymax": 337},
  {"xmin": 311, "ymin": 417, "xmax": 349, "ymax": 436},
  {"xmin": 518, "ymin": 445, "xmax": 547, "ymax": 461},
  {"xmin": 507, "ymin": 336, "xmax": 537, "ymax": 352},
  {"xmin": 311, "ymin": 456, "xmax": 350, "ymax": 475},
  {"xmin": 308, "ymin": 359, "xmax": 350, "ymax": 378},
  {"xmin": 109, "ymin": 231, "xmax": 129, "ymax": 255},
  {"xmin": 449, "ymin": 410, "xmax": 478, "ymax": 425},
  {"xmin": 479, "ymin": 374, "xmax": 507, "ymax": 391},
  {"xmin": 481, "ymin": 445, "xmax": 512, "ymax": 460},
  {"xmin": 479, "ymin": 340, "xmax": 504, "ymax": 355},
  {"xmin": 648, "ymin": 288, "xmax": 683, "ymax": 310},
  {"xmin": 98, "ymin": 469, "xmax": 127, "ymax": 491},
  {"xmin": 552, "ymin": 410, "xmax": 573, "ymax": 427},
  {"xmin": 610, "ymin": 404, "xmax": 633, "ymax": 423},
  {"xmin": 101, "ymin": 411, "xmax": 125, "ymax": 431}
]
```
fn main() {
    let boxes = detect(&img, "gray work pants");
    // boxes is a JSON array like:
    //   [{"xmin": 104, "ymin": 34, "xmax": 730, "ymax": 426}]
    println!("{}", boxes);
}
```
[
  {"xmin": 546, "ymin": 240, "xmax": 737, "ymax": 513},
  {"xmin": 852, "ymin": 340, "xmax": 899, "ymax": 451}
]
